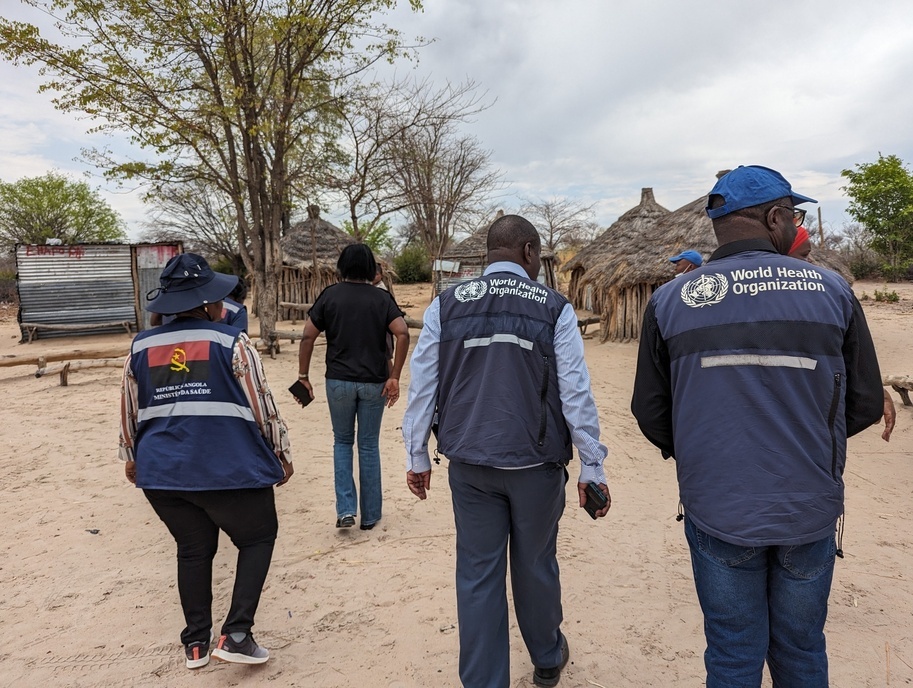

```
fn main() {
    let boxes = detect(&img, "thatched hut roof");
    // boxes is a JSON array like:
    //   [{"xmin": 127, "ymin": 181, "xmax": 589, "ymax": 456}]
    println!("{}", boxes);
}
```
[
  {"xmin": 281, "ymin": 205, "xmax": 354, "ymax": 268},
  {"xmin": 443, "ymin": 224, "xmax": 489, "ymax": 263},
  {"xmin": 809, "ymin": 245, "xmax": 854, "ymax": 283},
  {"xmin": 564, "ymin": 188, "xmax": 670, "ymax": 275},
  {"xmin": 591, "ymin": 193, "xmax": 717, "ymax": 289},
  {"xmin": 443, "ymin": 210, "xmax": 556, "ymax": 263}
]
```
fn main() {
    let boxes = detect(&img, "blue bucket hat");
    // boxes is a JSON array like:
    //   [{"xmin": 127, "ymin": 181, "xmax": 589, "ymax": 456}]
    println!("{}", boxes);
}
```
[
  {"xmin": 706, "ymin": 165, "xmax": 817, "ymax": 219},
  {"xmin": 146, "ymin": 253, "xmax": 238, "ymax": 314},
  {"xmin": 669, "ymin": 250, "xmax": 703, "ymax": 267}
]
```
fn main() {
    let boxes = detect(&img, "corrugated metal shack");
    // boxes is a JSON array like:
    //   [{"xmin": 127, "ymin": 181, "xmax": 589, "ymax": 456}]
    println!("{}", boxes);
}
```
[{"xmin": 16, "ymin": 243, "xmax": 181, "ymax": 341}]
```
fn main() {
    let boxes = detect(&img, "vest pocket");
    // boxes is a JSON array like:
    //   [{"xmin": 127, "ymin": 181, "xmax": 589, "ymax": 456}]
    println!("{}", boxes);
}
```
[
  {"xmin": 537, "ymin": 356, "xmax": 550, "ymax": 446},
  {"xmin": 827, "ymin": 373, "xmax": 842, "ymax": 480}
]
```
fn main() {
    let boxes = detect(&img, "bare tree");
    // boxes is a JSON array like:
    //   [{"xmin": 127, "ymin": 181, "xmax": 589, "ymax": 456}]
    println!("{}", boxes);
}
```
[
  {"xmin": 521, "ymin": 197, "xmax": 598, "ymax": 252},
  {"xmin": 142, "ymin": 180, "xmax": 244, "ymax": 273},
  {"xmin": 323, "ymin": 78, "xmax": 494, "ymax": 247},
  {"xmin": 390, "ymin": 106, "xmax": 503, "ymax": 259}
]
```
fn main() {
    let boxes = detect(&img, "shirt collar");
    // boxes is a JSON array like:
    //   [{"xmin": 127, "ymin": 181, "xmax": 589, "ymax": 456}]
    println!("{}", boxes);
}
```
[
  {"xmin": 709, "ymin": 238, "xmax": 779, "ymax": 262},
  {"xmin": 484, "ymin": 261, "xmax": 529, "ymax": 278}
]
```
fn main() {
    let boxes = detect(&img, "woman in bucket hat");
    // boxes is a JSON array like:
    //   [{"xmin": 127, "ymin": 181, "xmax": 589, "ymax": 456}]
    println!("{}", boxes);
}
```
[{"xmin": 118, "ymin": 253, "xmax": 293, "ymax": 669}]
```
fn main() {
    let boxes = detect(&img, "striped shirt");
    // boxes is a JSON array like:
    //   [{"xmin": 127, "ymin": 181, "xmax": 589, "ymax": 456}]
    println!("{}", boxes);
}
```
[{"xmin": 119, "ymin": 331, "xmax": 291, "ymax": 463}]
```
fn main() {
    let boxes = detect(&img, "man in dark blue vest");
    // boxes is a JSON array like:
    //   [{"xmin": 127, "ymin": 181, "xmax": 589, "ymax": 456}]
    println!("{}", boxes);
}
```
[
  {"xmin": 632, "ymin": 166, "xmax": 884, "ymax": 687},
  {"xmin": 402, "ymin": 214, "xmax": 610, "ymax": 688}
]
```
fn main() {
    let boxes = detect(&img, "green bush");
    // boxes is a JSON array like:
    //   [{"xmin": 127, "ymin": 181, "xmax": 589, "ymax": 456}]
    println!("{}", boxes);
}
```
[
  {"xmin": 848, "ymin": 257, "xmax": 880, "ymax": 280},
  {"xmin": 0, "ymin": 268, "xmax": 16, "ymax": 303},
  {"xmin": 874, "ymin": 287, "xmax": 900, "ymax": 303},
  {"xmin": 393, "ymin": 244, "xmax": 432, "ymax": 283}
]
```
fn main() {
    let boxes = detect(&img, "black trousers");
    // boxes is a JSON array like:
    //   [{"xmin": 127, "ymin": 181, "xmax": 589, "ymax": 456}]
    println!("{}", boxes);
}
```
[{"xmin": 144, "ymin": 487, "xmax": 278, "ymax": 645}]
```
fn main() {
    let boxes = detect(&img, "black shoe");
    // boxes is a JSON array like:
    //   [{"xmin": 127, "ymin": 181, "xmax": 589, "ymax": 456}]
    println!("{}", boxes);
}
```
[
  {"xmin": 184, "ymin": 637, "xmax": 212, "ymax": 669},
  {"xmin": 533, "ymin": 633, "xmax": 569, "ymax": 687},
  {"xmin": 211, "ymin": 632, "xmax": 269, "ymax": 665},
  {"xmin": 336, "ymin": 515, "xmax": 355, "ymax": 528},
  {"xmin": 359, "ymin": 520, "xmax": 378, "ymax": 530}
]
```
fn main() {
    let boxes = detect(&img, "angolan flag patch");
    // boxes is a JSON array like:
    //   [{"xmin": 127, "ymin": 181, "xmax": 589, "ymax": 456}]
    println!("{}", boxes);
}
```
[{"xmin": 147, "ymin": 339, "xmax": 211, "ymax": 388}]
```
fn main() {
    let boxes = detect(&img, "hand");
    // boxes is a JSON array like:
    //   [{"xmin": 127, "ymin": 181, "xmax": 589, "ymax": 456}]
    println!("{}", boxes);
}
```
[
  {"xmin": 577, "ymin": 481, "xmax": 611, "ymax": 518},
  {"xmin": 382, "ymin": 378, "xmax": 400, "ymax": 407},
  {"xmin": 407, "ymin": 470, "xmax": 431, "ymax": 500},
  {"xmin": 882, "ymin": 388, "xmax": 896, "ymax": 442},
  {"xmin": 124, "ymin": 460, "xmax": 137, "ymax": 484},
  {"xmin": 277, "ymin": 458, "xmax": 294, "ymax": 486},
  {"xmin": 296, "ymin": 379, "xmax": 314, "ymax": 406}
]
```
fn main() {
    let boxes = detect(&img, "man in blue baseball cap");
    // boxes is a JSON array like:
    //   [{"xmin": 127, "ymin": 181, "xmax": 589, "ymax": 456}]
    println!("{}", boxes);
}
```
[
  {"xmin": 633, "ymin": 165, "xmax": 884, "ymax": 686},
  {"xmin": 668, "ymin": 249, "xmax": 703, "ymax": 276}
]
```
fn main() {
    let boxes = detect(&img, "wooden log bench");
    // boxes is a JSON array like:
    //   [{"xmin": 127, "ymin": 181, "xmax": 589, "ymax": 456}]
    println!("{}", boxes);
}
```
[
  {"xmin": 279, "ymin": 301, "xmax": 313, "ymax": 325},
  {"xmin": 884, "ymin": 375, "xmax": 913, "ymax": 406},
  {"xmin": 20, "ymin": 320, "xmax": 134, "ymax": 343}
]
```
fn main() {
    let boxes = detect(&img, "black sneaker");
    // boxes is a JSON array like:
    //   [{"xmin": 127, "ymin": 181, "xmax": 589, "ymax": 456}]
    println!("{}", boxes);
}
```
[
  {"xmin": 336, "ymin": 515, "xmax": 356, "ymax": 528},
  {"xmin": 533, "ymin": 633, "xmax": 569, "ymax": 687},
  {"xmin": 211, "ymin": 632, "xmax": 269, "ymax": 665},
  {"xmin": 184, "ymin": 635, "xmax": 212, "ymax": 669}
]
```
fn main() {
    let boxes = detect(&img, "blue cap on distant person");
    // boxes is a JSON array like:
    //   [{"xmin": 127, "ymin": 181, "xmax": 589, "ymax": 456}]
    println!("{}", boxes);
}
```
[
  {"xmin": 669, "ymin": 250, "xmax": 703, "ymax": 267},
  {"xmin": 706, "ymin": 165, "xmax": 817, "ymax": 219}
]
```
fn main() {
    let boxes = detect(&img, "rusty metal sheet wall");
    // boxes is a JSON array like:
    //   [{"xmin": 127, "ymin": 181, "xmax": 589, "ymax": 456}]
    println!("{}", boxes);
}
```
[
  {"xmin": 135, "ymin": 244, "xmax": 182, "ymax": 331},
  {"xmin": 16, "ymin": 244, "xmax": 135, "ymax": 340}
]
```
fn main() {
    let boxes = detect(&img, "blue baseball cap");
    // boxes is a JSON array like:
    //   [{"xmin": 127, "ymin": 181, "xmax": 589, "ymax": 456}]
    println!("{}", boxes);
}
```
[
  {"xmin": 706, "ymin": 165, "xmax": 817, "ymax": 219},
  {"xmin": 669, "ymin": 250, "xmax": 703, "ymax": 266}
]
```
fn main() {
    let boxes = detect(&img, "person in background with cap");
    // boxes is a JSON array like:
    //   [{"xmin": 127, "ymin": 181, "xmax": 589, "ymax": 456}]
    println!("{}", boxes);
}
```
[
  {"xmin": 631, "ymin": 165, "xmax": 884, "ymax": 687},
  {"xmin": 669, "ymin": 249, "xmax": 703, "ymax": 276},
  {"xmin": 119, "ymin": 253, "xmax": 293, "ymax": 670}
]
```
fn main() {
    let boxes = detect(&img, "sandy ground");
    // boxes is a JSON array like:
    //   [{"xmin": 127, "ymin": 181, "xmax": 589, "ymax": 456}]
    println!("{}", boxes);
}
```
[{"xmin": 0, "ymin": 279, "xmax": 911, "ymax": 688}]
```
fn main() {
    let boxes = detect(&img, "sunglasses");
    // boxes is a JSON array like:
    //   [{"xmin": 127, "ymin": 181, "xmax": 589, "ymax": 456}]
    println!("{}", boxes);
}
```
[{"xmin": 773, "ymin": 205, "xmax": 807, "ymax": 227}]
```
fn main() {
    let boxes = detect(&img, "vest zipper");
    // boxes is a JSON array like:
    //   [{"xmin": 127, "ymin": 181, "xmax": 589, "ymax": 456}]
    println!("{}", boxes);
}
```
[
  {"xmin": 537, "ymin": 356, "xmax": 549, "ymax": 446},
  {"xmin": 827, "ymin": 373, "xmax": 842, "ymax": 480}
]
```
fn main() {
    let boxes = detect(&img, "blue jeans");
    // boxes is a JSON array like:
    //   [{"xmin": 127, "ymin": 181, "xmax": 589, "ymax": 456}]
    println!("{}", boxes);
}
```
[
  {"xmin": 684, "ymin": 516, "xmax": 835, "ymax": 688},
  {"xmin": 325, "ymin": 379, "xmax": 385, "ymax": 525}
]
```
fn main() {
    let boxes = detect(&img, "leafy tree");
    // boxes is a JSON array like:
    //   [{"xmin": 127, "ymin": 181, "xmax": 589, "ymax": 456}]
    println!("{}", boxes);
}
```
[
  {"xmin": 393, "ymin": 241, "xmax": 432, "ymax": 283},
  {"xmin": 520, "ymin": 197, "xmax": 598, "ymax": 252},
  {"xmin": 841, "ymin": 154, "xmax": 913, "ymax": 281},
  {"xmin": 341, "ymin": 218, "xmax": 393, "ymax": 255},
  {"xmin": 0, "ymin": 0, "xmax": 421, "ymax": 344},
  {"xmin": 0, "ymin": 172, "xmax": 125, "ymax": 251}
]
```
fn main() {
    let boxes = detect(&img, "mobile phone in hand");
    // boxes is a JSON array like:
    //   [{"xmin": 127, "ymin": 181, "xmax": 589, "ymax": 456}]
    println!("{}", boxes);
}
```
[
  {"xmin": 583, "ymin": 482, "xmax": 608, "ymax": 520},
  {"xmin": 288, "ymin": 380, "xmax": 313, "ymax": 407}
]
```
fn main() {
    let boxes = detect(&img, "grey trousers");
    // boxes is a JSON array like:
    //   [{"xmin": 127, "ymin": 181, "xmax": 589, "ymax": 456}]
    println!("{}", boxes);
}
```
[{"xmin": 448, "ymin": 460, "xmax": 568, "ymax": 688}]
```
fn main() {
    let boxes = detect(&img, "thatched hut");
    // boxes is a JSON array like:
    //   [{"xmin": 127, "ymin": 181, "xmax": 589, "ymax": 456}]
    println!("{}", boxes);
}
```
[
  {"xmin": 584, "ymin": 188, "xmax": 719, "ymax": 342},
  {"xmin": 278, "ymin": 205, "xmax": 394, "ymax": 319},
  {"xmin": 585, "ymin": 172, "xmax": 853, "ymax": 342},
  {"xmin": 807, "ymin": 244, "xmax": 854, "ymax": 283},
  {"xmin": 564, "ymin": 188, "xmax": 669, "ymax": 312},
  {"xmin": 434, "ymin": 212, "xmax": 558, "ymax": 294}
]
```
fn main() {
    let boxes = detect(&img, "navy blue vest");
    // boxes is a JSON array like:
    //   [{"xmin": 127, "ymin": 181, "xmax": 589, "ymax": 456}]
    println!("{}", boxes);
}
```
[
  {"xmin": 652, "ymin": 250, "xmax": 856, "ymax": 545},
  {"xmin": 130, "ymin": 319, "xmax": 284, "ymax": 490},
  {"xmin": 436, "ymin": 271, "xmax": 572, "ymax": 467}
]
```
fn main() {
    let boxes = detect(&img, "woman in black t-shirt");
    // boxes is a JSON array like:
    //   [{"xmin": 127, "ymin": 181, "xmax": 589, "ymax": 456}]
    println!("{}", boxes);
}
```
[{"xmin": 296, "ymin": 244, "xmax": 410, "ymax": 530}]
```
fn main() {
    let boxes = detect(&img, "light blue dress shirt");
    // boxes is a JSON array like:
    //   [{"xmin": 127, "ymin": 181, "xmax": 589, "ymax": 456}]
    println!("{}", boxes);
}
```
[{"xmin": 402, "ymin": 261, "xmax": 608, "ymax": 484}]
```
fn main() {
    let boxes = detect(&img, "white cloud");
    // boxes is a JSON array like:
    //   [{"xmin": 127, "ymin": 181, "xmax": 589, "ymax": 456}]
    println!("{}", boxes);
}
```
[{"xmin": 2, "ymin": 0, "xmax": 912, "ymax": 237}]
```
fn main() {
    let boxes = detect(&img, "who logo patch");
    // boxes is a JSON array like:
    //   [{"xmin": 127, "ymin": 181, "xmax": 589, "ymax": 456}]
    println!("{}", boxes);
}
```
[
  {"xmin": 680, "ymin": 273, "xmax": 729, "ymax": 308},
  {"xmin": 454, "ymin": 280, "xmax": 488, "ymax": 303}
]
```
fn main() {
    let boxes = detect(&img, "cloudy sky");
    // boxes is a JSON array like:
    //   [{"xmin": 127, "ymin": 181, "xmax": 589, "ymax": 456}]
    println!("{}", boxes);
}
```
[{"xmin": 2, "ymin": 0, "xmax": 912, "ymax": 238}]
